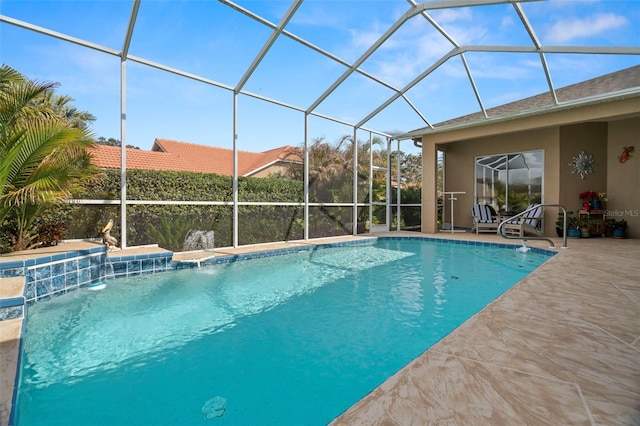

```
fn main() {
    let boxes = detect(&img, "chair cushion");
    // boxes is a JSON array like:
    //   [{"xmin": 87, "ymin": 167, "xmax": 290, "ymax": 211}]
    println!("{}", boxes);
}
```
[
  {"xmin": 472, "ymin": 204, "xmax": 496, "ymax": 223},
  {"xmin": 523, "ymin": 203, "xmax": 542, "ymax": 226}
]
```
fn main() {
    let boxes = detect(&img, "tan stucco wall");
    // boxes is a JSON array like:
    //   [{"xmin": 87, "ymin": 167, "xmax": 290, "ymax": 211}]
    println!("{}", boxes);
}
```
[
  {"xmin": 559, "ymin": 123, "xmax": 608, "ymax": 215},
  {"xmin": 439, "ymin": 126, "xmax": 560, "ymax": 235},
  {"xmin": 607, "ymin": 117, "xmax": 640, "ymax": 238},
  {"xmin": 248, "ymin": 163, "xmax": 292, "ymax": 178},
  {"xmin": 421, "ymin": 141, "xmax": 438, "ymax": 233}
]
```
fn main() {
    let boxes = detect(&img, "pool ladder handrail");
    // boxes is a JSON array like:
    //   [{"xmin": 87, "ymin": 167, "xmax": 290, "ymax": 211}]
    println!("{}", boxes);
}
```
[{"xmin": 497, "ymin": 204, "xmax": 568, "ymax": 249}]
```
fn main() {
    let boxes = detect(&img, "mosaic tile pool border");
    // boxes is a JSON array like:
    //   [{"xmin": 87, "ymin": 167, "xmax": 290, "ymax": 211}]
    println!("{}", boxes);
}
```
[
  {"xmin": 25, "ymin": 252, "xmax": 107, "ymax": 303},
  {"xmin": 175, "ymin": 236, "xmax": 556, "ymax": 268},
  {"xmin": 0, "ymin": 246, "xmax": 174, "ymax": 312},
  {"xmin": 379, "ymin": 236, "xmax": 559, "ymax": 257},
  {"xmin": 0, "ymin": 245, "xmax": 105, "ymax": 279},
  {"xmin": 106, "ymin": 252, "xmax": 174, "ymax": 280},
  {"xmin": 0, "ymin": 301, "xmax": 24, "ymax": 321}
]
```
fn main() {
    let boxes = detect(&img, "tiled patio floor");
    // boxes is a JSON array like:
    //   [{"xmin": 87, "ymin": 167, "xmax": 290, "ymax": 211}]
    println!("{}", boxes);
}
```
[{"xmin": 1, "ymin": 233, "xmax": 638, "ymax": 425}]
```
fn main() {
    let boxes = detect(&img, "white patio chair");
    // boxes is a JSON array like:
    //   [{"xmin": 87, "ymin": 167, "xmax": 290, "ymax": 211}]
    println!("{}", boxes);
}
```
[
  {"xmin": 471, "ymin": 204, "xmax": 499, "ymax": 234},
  {"xmin": 502, "ymin": 203, "xmax": 543, "ymax": 237}
]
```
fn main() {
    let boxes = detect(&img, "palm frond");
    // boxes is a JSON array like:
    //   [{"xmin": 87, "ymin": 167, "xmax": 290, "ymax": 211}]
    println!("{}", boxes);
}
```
[{"xmin": 0, "ymin": 64, "xmax": 100, "ymax": 236}]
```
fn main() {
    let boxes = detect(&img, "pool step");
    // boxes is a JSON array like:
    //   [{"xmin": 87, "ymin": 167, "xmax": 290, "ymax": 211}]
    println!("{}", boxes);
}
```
[
  {"xmin": 0, "ymin": 278, "xmax": 23, "ymax": 426},
  {"xmin": 0, "ymin": 277, "xmax": 25, "ymax": 321}
]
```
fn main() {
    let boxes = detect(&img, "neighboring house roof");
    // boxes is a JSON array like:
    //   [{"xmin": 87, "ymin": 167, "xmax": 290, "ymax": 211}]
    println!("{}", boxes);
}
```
[
  {"xmin": 405, "ymin": 64, "xmax": 640, "ymax": 138},
  {"xmin": 90, "ymin": 138, "xmax": 302, "ymax": 177}
]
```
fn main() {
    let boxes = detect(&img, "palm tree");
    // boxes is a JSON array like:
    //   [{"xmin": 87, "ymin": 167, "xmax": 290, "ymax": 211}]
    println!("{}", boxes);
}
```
[
  {"xmin": 40, "ymin": 89, "xmax": 96, "ymax": 129},
  {"xmin": 308, "ymin": 136, "xmax": 352, "ymax": 182},
  {"xmin": 0, "ymin": 64, "xmax": 100, "ymax": 250}
]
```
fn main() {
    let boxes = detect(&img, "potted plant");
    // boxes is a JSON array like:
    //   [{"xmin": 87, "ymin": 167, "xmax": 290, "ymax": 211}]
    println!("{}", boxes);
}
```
[
  {"xmin": 612, "ymin": 219, "xmax": 628, "ymax": 239},
  {"xmin": 578, "ymin": 191, "xmax": 606, "ymax": 211},
  {"xmin": 605, "ymin": 218, "xmax": 616, "ymax": 237},
  {"xmin": 579, "ymin": 218, "xmax": 591, "ymax": 238},
  {"xmin": 568, "ymin": 226, "xmax": 581, "ymax": 238},
  {"xmin": 556, "ymin": 211, "xmax": 580, "ymax": 237}
]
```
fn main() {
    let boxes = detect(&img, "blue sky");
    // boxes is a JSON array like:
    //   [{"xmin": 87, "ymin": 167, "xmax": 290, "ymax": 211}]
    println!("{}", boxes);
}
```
[{"xmin": 1, "ymin": 0, "xmax": 639, "ymax": 154}]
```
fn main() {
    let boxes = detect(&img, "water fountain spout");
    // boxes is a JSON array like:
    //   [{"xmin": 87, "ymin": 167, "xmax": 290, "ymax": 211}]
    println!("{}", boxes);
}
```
[{"xmin": 183, "ymin": 230, "xmax": 215, "ymax": 252}]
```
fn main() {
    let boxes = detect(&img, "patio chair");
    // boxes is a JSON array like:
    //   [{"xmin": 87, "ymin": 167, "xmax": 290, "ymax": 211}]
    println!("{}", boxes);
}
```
[
  {"xmin": 502, "ymin": 203, "xmax": 543, "ymax": 237},
  {"xmin": 471, "ymin": 204, "xmax": 499, "ymax": 234}
]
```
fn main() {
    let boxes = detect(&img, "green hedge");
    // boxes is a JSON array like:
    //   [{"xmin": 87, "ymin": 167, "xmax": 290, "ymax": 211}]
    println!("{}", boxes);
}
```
[
  {"xmin": 56, "ymin": 169, "xmax": 308, "ymax": 250},
  {"xmin": 2, "ymin": 169, "xmax": 421, "ymax": 252}
]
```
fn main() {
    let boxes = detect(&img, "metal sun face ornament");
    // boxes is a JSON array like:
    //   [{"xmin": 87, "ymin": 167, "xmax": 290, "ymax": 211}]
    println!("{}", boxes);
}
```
[{"xmin": 569, "ymin": 150, "xmax": 597, "ymax": 179}]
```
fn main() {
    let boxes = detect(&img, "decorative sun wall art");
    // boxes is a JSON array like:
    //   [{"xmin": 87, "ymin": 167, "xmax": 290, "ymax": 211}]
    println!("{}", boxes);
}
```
[{"xmin": 569, "ymin": 150, "xmax": 597, "ymax": 179}]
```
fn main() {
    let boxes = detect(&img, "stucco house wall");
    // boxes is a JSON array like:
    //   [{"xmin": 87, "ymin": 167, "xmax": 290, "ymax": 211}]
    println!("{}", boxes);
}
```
[
  {"xmin": 441, "ymin": 126, "xmax": 558, "ymax": 235},
  {"xmin": 427, "ymin": 116, "xmax": 638, "ymax": 238},
  {"xmin": 607, "ymin": 117, "xmax": 640, "ymax": 238},
  {"xmin": 441, "ymin": 126, "xmax": 568, "ymax": 236},
  {"xmin": 559, "ymin": 122, "xmax": 608, "ymax": 218},
  {"xmin": 417, "ymin": 74, "xmax": 640, "ymax": 239},
  {"xmin": 247, "ymin": 163, "xmax": 295, "ymax": 178}
]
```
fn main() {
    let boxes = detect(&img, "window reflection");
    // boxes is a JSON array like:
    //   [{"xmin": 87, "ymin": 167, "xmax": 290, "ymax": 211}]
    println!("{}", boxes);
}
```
[{"xmin": 475, "ymin": 150, "xmax": 543, "ymax": 213}]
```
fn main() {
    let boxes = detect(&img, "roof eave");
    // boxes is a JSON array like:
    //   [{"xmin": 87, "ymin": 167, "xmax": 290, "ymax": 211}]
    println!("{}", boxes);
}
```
[
  {"xmin": 396, "ymin": 88, "xmax": 640, "ymax": 141},
  {"xmin": 244, "ymin": 158, "xmax": 302, "ymax": 177}
]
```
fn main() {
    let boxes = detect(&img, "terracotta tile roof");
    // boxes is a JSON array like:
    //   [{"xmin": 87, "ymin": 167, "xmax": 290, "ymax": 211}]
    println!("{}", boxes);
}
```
[
  {"xmin": 414, "ymin": 64, "xmax": 640, "ymax": 132},
  {"xmin": 243, "ymin": 145, "xmax": 303, "ymax": 175},
  {"xmin": 89, "ymin": 145, "xmax": 182, "ymax": 171},
  {"xmin": 90, "ymin": 138, "xmax": 302, "ymax": 176}
]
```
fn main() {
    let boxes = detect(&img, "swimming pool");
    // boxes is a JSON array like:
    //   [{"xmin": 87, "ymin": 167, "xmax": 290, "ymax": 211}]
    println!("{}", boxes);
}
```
[{"xmin": 15, "ymin": 238, "xmax": 553, "ymax": 425}]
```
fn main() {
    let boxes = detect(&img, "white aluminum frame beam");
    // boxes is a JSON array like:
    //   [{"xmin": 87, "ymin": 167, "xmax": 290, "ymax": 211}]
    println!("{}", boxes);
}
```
[
  {"xmin": 117, "ymin": 0, "xmax": 140, "ymax": 249},
  {"xmin": 0, "ymin": 14, "xmax": 120, "ymax": 56},
  {"xmin": 512, "ymin": 2, "xmax": 558, "ymax": 105},
  {"xmin": 357, "ymin": 48, "xmax": 459, "ymax": 129},
  {"xmin": 219, "ymin": 0, "xmax": 404, "ymax": 95},
  {"xmin": 406, "ymin": 0, "xmax": 488, "ymax": 119},
  {"xmin": 359, "ymin": 44, "xmax": 640, "ymax": 131},
  {"xmin": 232, "ymin": 0, "xmax": 301, "ymax": 246},
  {"xmin": 234, "ymin": 0, "xmax": 302, "ymax": 93}
]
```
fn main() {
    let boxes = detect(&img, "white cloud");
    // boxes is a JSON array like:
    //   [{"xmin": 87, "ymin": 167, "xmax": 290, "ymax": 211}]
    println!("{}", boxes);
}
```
[
  {"xmin": 365, "ymin": 30, "xmax": 455, "ymax": 87},
  {"xmin": 545, "ymin": 13, "xmax": 629, "ymax": 43},
  {"xmin": 324, "ymin": 4, "xmax": 490, "ymax": 88},
  {"xmin": 349, "ymin": 21, "xmax": 387, "ymax": 51},
  {"xmin": 500, "ymin": 15, "xmax": 514, "ymax": 30},
  {"xmin": 429, "ymin": 7, "xmax": 473, "ymax": 24},
  {"xmin": 291, "ymin": 5, "xmax": 347, "ymax": 29}
]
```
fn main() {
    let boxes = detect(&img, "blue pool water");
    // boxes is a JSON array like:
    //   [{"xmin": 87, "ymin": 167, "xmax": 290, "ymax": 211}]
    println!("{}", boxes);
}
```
[{"xmin": 16, "ymin": 239, "xmax": 551, "ymax": 425}]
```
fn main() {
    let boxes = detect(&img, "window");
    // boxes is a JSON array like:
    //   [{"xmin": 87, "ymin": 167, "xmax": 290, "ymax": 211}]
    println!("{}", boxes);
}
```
[{"xmin": 475, "ymin": 150, "xmax": 543, "ymax": 213}]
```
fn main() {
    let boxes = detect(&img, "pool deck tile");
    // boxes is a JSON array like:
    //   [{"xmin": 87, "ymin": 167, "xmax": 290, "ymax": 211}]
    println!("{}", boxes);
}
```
[
  {"xmin": 106, "ymin": 245, "xmax": 171, "ymax": 259},
  {"xmin": 1, "ymin": 233, "xmax": 639, "ymax": 426},
  {"xmin": 331, "ymin": 350, "xmax": 594, "ymax": 425},
  {"xmin": 0, "ymin": 240, "xmax": 105, "ymax": 262}
]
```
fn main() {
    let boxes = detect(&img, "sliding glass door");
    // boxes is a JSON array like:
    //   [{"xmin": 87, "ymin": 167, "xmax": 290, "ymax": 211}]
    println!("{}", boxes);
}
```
[{"xmin": 475, "ymin": 150, "xmax": 543, "ymax": 214}]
